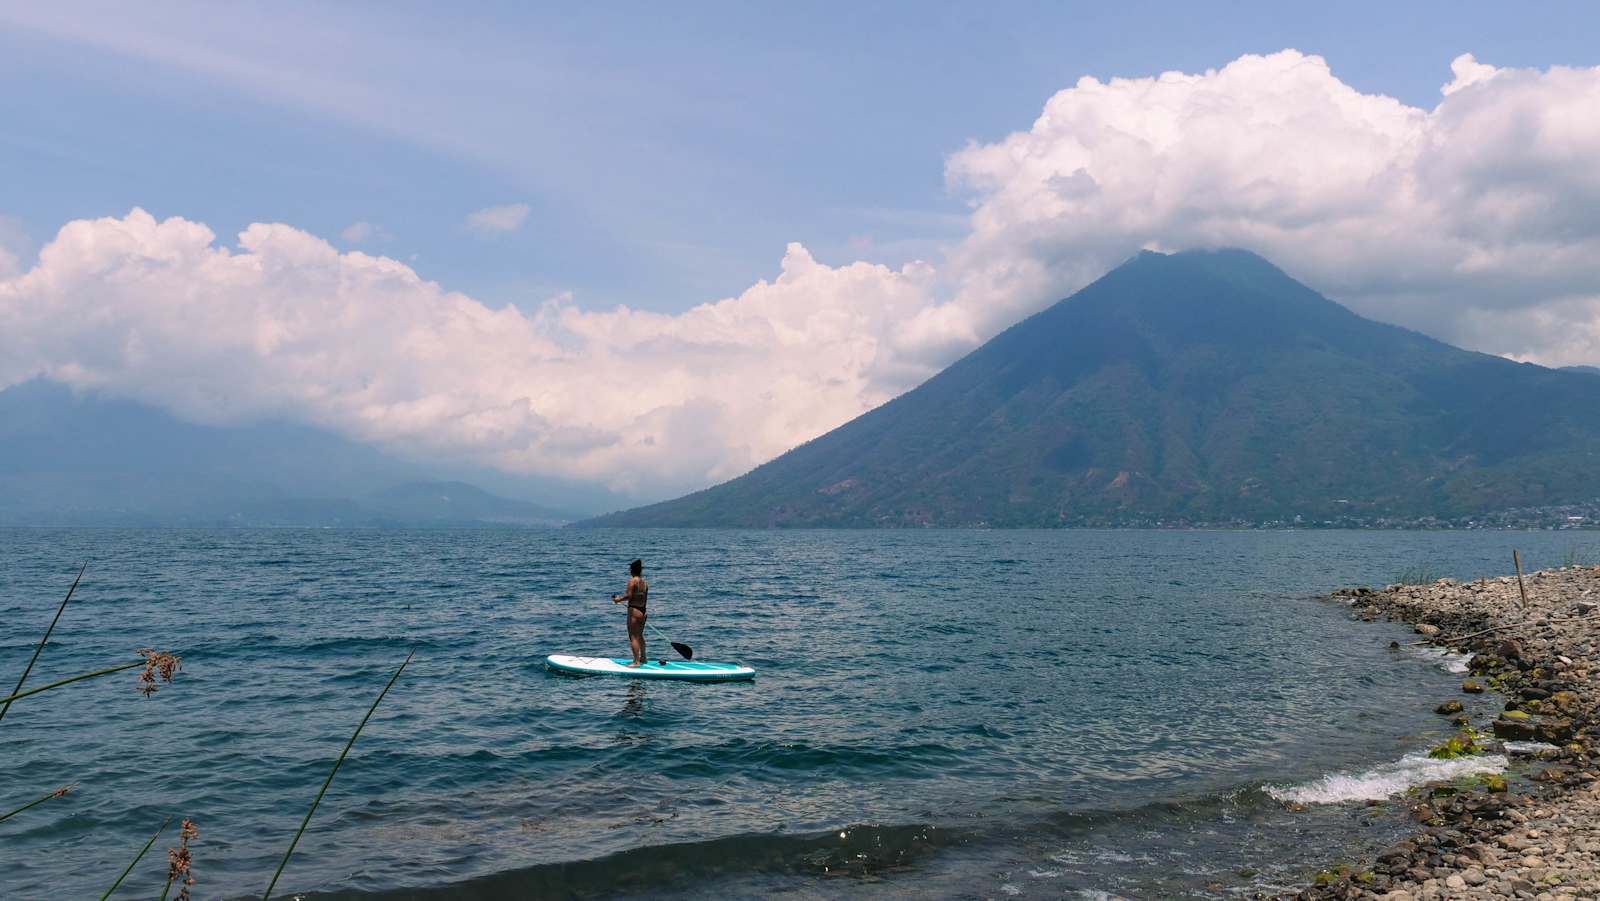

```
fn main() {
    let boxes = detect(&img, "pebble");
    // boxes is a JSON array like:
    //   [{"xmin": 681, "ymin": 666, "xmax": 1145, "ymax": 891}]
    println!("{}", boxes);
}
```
[{"xmin": 1287, "ymin": 564, "xmax": 1600, "ymax": 900}]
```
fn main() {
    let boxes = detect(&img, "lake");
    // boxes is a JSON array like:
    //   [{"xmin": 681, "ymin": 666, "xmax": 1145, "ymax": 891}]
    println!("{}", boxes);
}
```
[{"xmin": 2, "ymin": 528, "xmax": 1594, "ymax": 899}]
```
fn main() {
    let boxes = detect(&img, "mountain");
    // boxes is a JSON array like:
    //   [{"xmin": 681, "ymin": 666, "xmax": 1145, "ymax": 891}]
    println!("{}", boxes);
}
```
[
  {"xmin": 366, "ymin": 481, "xmax": 573, "ymax": 526},
  {"xmin": 587, "ymin": 249, "xmax": 1600, "ymax": 527},
  {"xmin": 0, "ymin": 380, "xmax": 583, "ymax": 526}
]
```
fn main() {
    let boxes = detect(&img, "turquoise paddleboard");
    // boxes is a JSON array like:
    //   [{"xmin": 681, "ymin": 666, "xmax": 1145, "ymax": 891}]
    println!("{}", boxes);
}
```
[{"xmin": 545, "ymin": 654, "xmax": 755, "ymax": 682}]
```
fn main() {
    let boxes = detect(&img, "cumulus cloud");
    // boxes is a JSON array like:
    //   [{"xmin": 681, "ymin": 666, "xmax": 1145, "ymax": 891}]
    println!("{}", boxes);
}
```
[
  {"xmin": 939, "ymin": 50, "xmax": 1600, "ymax": 355},
  {"xmin": 1442, "ymin": 52, "xmax": 1499, "ymax": 96},
  {"xmin": 0, "ymin": 210, "xmax": 934, "ymax": 494},
  {"xmin": 5, "ymin": 51, "xmax": 1600, "ymax": 496},
  {"xmin": 464, "ymin": 203, "xmax": 530, "ymax": 234}
]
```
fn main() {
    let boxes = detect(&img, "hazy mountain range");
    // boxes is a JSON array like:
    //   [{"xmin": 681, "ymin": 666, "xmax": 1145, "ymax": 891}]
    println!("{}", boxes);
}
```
[
  {"xmin": 12, "ymin": 249, "xmax": 1600, "ymax": 530},
  {"xmin": 0, "ymin": 380, "xmax": 588, "ymax": 526},
  {"xmin": 588, "ymin": 249, "xmax": 1600, "ymax": 527}
]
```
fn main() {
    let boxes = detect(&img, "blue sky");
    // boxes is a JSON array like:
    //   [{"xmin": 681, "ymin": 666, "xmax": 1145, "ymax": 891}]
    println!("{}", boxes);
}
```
[
  {"xmin": 4, "ymin": 2, "xmax": 1596, "ymax": 314},
  {"xmin": 3, "ymin": 3, "xmax": 1600, "ymax": 504}
]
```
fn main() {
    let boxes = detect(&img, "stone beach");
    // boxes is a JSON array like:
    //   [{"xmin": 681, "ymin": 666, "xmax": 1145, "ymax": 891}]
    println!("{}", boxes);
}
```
[{"xmin": 1289, "ymin": 565, "xmax": 1600, "ymax": 901}]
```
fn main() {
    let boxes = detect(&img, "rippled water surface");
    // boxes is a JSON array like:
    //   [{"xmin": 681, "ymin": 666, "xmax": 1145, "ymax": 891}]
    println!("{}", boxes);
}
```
[{"xmin": 2, "ymin": 529, "xmax": 1595, "ymax": 900}]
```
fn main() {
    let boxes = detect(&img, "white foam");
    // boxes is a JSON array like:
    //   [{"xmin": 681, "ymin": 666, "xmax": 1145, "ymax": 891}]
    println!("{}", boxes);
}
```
[
  {"xmin": 1092, "ymin": 849, "xmax": 1154, "ymax": 864},
  {"xmin": 1502, "ymin": 740, "xmax": 1561, "ymax": 755},
  {"xmin": 1266, "ymin": 751, "xmax": 1508, "ymax": 804},
  {"xmin": 1408, "ymin": 645, "xmax": 1472, "ymax": 674}
]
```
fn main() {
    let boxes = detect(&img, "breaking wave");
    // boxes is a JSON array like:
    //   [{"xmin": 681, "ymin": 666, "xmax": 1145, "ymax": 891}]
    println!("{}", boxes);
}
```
[{"xmin": 1266, "ymin": 751, "xmax": 1507, "ymax": 804}]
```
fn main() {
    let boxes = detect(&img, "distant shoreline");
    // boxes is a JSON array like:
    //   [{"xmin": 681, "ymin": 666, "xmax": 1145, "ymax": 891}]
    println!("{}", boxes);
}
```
[{"xmin": 2, "ymin": 522, "xmax": 1597, "ymax": 533}]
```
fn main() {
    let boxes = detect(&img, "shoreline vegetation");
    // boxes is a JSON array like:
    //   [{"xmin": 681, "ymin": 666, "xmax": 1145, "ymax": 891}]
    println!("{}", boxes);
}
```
[{"xmin": 1285, "ymin": 563, "xmax": 1600, "ymax": 900}]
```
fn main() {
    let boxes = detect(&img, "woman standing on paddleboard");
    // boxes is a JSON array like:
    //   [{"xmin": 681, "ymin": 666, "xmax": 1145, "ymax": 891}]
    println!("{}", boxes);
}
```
[{"xmin": 611, "ymin": 558, "xmax": 648, "ymax": 667}]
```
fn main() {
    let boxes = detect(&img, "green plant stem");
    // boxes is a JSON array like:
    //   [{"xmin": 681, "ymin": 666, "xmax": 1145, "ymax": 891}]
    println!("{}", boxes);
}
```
[
  {"xmin": 0, "ymin": 660, "xmax": 144, "ymax": 708},
  {"xmin": 0, "ymin": 784, "xmax": 73, "ymax": 823},
  {"xmin": 1, "ymin": 560, "xmax": 88, "ymax": 724},
  {"xmin": 100, "ymin": 816, "xmax": 171, "ymax": 900},
  {"xmin": 262, "ymin": 650, "xmax": 414, "ymax": 901}
]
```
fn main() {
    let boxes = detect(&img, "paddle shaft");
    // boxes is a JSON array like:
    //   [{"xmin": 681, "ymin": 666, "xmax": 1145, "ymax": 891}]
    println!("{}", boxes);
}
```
[
  {"xmin": 646, "ymin": 621, "xmax": 693, "ymax": 660},
  {"xmin": 612, "ymin": 595, "xmax": 693, "ymax": 660}
]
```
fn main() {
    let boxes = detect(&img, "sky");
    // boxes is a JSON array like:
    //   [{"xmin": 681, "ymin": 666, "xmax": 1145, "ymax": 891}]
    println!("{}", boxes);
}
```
[{"xmin": 3, "ymin": 2, "xmax": 1600, "ymax": 504}]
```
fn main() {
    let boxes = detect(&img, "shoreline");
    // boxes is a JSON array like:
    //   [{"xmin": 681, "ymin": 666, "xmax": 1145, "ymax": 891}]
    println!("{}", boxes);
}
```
[{"xmin": 1288, "ymin": 565, "xmax": 1600, "ymax": 900}]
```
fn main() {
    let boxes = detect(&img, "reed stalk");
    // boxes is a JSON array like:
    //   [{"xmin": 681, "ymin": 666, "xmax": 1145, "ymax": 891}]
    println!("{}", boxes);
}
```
[
  {"xmin": 0, "ymin": 784, "xmax": 73, "ymax": 824},
  {"xmin": 100, "ymin": 816, "xmax": 172, "ymax": 901},
  {"xmin": 261, "ymin": 650, "xmax": 414, "ymax": 901},
  {"xmin": 0, "ymin": 649, "xmax": 180, "ymax": 709},
  {"xmin": 1, "ymin": 560, "xmax": 88, "ymax": 724},
  {"xmin": 1513, "ymin": 549, "xmax": 1530, "ymax": 611},
  {"xmin": 0, "ymin": 660, "xmax": 145, "ymax": 708}
]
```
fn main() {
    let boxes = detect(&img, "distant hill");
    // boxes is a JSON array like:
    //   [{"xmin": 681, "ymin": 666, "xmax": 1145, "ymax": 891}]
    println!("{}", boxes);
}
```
[
  {"xmin": 367, "ymin": 481, "xmax": 573, "ymax": 526},
  {"xmin": 586, "ymin": 249, "xmax": 1600, "ymax": 527},
  {"xmin": 0, "ymin": 380, "xmax": 582, "ymax": 526}
]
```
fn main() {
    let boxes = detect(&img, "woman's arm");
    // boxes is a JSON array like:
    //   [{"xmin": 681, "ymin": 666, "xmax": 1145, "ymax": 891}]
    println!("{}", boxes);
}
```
[{"xmin": 612, "ymin": 577, "xmax": 640, "ymax": 603}]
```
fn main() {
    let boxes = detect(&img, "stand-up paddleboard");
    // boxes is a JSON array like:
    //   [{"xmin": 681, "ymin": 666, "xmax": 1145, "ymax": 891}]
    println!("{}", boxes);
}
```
[{"xmin": 545, "ymin": 654, "xmax": 755, "ymax": 682}]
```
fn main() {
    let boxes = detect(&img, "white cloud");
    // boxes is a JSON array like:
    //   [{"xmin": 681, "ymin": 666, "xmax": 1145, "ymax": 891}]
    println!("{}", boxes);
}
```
[
  {"xmin": 340, "ymin": 221, "xmax": 391, "ymax": 244},
  {"xmin": 939, "ymin": 50, "xmax": 1600, "ymax": 357},
  {"xmin": 464, "ymin": 203, "xmax": 530, "ymax": 234},
  {"xmin": 1442, "ymin": 52, "xmax": 1499, "ymax": 96},
  {"xmin": 0, "ymin": 210, "xmax": 933, "ymax": 495},
  {"xmin": 5, "ymin": 51, "xmax": 1600, "ymax": 497}
]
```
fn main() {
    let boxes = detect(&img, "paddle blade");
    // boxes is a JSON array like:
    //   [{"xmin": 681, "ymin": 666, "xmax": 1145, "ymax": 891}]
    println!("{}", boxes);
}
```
[{"xmin": 671, "ymin": 641, "xmax": 693, "ymax": 660}]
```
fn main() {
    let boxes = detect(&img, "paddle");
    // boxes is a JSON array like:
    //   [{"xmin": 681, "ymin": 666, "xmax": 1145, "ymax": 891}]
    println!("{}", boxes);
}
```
[
  {"xmin": 612, "ymin": 594, "xmax": 694, "ymax": 660},
  {"xmin": 647, "ymin": 622, "xmax": 695, "ymax": 662}
]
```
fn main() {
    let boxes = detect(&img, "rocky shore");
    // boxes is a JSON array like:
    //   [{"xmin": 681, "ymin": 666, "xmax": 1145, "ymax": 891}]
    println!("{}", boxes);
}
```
[{"xmin": 1290, "ymin": 565, "xmax": 1600, "ymax": 901}]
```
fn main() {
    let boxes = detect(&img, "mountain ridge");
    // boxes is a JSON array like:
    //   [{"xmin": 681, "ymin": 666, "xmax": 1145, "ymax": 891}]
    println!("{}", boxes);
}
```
[
  {"xmin": 0, "ymin": 380, "xmax": 587, "ymax": 526},
  {"xmin": 585, "ymin": 249, "xmax": 1600, "ymax": 527}
]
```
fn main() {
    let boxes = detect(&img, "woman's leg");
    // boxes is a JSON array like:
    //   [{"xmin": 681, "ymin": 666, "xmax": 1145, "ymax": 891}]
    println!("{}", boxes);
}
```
[{"xmin": 628, "ymin": 610, "xmax": 646, "ymax": 665}]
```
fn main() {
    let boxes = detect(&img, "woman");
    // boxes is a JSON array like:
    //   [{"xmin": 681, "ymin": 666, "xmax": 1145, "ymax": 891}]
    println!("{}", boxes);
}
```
[{"xmin": 611, "ymin": 558, "xmax": 649, "ymax": 667}]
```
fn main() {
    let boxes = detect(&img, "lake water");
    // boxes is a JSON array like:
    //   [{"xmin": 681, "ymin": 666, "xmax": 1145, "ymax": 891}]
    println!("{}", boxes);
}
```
[{"xmin": 2, "ymin": 528, "xmax": 1595, "ymax": 900}]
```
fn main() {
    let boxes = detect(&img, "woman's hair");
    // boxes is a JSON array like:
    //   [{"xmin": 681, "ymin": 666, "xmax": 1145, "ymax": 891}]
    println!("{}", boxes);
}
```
[{"xmin": 630, "ymin": 558, "xmax": 643, "ymax": 576}]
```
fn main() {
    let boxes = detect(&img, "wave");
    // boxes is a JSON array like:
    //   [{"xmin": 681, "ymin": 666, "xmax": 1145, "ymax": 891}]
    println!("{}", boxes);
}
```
[
  {"xmin": 245, "ymin": 768, "xmax": 1426, "ymax": 900},
  {"xmin": 288, "ymin": 821, "xmax": 960, "ymax": 900},
  {"xmin": 1265, "ymin": 751, "xmax": 1507, "ymax": 804},
  {"xmin": 1406, "ymin": 645, "xmax": 1472, "ymax": 674}
]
